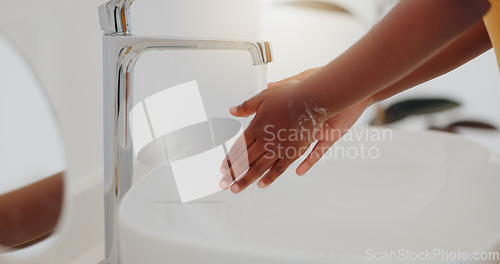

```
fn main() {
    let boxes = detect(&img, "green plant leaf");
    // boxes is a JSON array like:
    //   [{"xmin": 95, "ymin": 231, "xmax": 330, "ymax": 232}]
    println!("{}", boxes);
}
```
[
  {"xmin": 447, "ymin": 120, "xmax": 497, "ymax": 130},
  {"xmin": 429, "ymin": 126, "xmax": 457, "ymax": 134},
  {"xmin": 380, "ymin": 98, "xmax": 461, "ymax": 124},
  {"xmin": 280, "ymin": 0, "xmax": 351, "ymax": 14}
]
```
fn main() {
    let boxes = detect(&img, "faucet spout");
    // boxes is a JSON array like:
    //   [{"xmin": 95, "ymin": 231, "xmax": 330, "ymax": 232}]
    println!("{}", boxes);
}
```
[{"xmin": 113, "ymin": 35, "xmax": 272, "ymax": 65}]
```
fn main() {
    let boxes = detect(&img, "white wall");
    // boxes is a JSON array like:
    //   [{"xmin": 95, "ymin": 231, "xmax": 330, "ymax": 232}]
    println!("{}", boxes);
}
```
[
  {"xmin": 1, "ymin": 1, "xmax": 499, "ymax": 262},
  {"xmin": 0, "ymin": 3, "xmax": 262, "ymax": 261},
  {"xmin": 2, "ymin": 0, "xmax": 499, "ymax": 196},
  {"xmin": 0, "ymin": 0, "xmax": 380, "ymax": 184},
  {"xmin": 0, "ymin": 0, "xmax": 261, "ymax": 185},
  {"xmin": 258, "ymin": 0, "xmax": 500, "ymax": 155},
  {"xmin": 258, "ymin": 0, "xmax": 377, "ymax": 82}
]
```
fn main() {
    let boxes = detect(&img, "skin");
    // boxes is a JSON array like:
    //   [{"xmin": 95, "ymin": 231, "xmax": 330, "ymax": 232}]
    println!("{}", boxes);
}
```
[
  {"xmin": 0, "ymin": 173, "xmax": 64, "ymax": 249},
  {"xmin": 220, "ymin": 0, "xmax": 492, "ymax": 193}
]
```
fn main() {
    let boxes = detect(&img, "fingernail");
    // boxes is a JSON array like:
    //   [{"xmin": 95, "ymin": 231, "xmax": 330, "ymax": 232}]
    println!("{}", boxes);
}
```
[
  {"xmin": 220, "ymin": 166, "xmax": 228, "ymax": 174},
  {"xmin": 231, "ymin": 184, "xmax": 240, "ymax": 193},
  {"xmin": 258, "ymin": 181, "xmax": 266, "ymax": 188},
  {"xmin": 219, "ymin": 180, "xmax": 229, "ymax": 190},
  {"xmin": 229, "ymin": 106, "xmax": 237, "ymax": 114}
]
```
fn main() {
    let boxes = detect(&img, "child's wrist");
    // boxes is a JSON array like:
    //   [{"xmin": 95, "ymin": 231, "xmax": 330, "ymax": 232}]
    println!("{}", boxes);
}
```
[
  {"xmin": 291, "ymin": 81, "xmax": 335, "ymax": 121},
  {"xmin": 293, "ymin": 80, "xmax": 376, "ymax": 118}
]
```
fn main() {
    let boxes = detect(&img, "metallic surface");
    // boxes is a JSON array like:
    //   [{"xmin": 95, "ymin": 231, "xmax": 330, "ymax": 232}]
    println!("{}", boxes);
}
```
[{"xmin": 99, "ymin": 1, "xmax": 272, "ymax": 263}]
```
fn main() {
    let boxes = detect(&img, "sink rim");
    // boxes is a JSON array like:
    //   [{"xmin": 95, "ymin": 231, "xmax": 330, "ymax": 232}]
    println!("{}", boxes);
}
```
[{"xmin": 119, "ymin": 127, "xmax": 500, "ymax": 263}]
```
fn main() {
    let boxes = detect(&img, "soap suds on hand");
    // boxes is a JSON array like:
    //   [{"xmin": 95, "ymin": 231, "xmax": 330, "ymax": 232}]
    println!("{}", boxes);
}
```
[{"xmin": 287, "ymin": 98, "xmax": 329, "ymax": 141}]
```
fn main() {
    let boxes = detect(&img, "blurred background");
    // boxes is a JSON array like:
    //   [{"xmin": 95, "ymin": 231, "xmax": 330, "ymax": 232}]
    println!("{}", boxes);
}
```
[
  {"xmin": 1, "ymin": 0, "xmax": 498, "ymax": 186},
  {"xmin": 0, "ymin": 0, "xmax": 499, "ymax": 262}
]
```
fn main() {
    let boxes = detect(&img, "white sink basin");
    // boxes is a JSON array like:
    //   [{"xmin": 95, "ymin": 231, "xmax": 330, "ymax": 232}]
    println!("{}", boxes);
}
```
[{"xmin": 119, "ymin": 128, "xmax": 500, "ymax": 264}]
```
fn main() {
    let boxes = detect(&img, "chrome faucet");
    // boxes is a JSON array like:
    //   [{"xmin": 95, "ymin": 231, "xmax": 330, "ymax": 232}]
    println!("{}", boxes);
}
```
[{"xmin": 98, "ymin": 1, "xmax": 272, "ymax": 263}]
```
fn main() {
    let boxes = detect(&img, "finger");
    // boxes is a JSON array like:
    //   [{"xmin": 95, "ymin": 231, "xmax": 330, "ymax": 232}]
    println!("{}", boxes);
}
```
[
  {"xmin": 229, "ymin": 90, "xmax": 269, "ymax": 117},
  {"xmin": 268, "ymin": 76, "xmax": 300, "ymax": 88},
  {"xmin": 257, "ymin": 157, "xmax": 295, "ymax": 188},
  {"xmin": 219, "ymin": 156, "xmax": 236, "ymax": 190},
  {"xmin": 220, "ymin": 140, "xmax": 263, "ymax": 189},
  {"xmin": 296, "ymin": 140, "xmax": 334, "ymax": 176},
  {"xmin": 267, "ymin": 82, "xmax": 278, "ymax": 88},
  {"xmin": 231, "ymin": 152, "xmax": 279, "ymax": 193},
  {"xmin": 267, "ymin": 68, "xmax": 319, "ymax": 88},
  {"xmin": 220, "ymin": 129, "xmax": 256, "ymax": 172},
  {"xmin": 224, "ymin": 142, "xmax": 265, "ymax": 182}
]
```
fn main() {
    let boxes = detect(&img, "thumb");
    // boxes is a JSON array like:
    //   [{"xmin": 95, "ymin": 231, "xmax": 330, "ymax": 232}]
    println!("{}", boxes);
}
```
[
  {"xmin": 268, "ymin": 68, "xmax": 321, "ymax": 88},
  {"xmin": 230, "ymin": 91, "xmax": 268, "ymax": 117}
]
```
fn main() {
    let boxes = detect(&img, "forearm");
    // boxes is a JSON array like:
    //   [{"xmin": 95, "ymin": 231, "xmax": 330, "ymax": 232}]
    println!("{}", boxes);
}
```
[
  {"xmin": 373, "ymin": 20, "xmax": 492, "ymax": 103},
  {"xmin": 297, "ymin": 0, "xmax": 491, "ymax": 115}
]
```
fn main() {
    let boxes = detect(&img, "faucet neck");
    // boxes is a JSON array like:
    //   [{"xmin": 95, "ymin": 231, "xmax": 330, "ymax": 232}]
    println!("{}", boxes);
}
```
[{"xmin": 99, "ymin": 0, "xmax": 135, "ymax": 35}]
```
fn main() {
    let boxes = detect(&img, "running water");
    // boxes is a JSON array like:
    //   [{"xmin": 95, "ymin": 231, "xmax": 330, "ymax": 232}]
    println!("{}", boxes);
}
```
[
  {"xmin": 258, "ymin": 64, "xmax": 268, "ymax": 91},
  {"xmin": 219, "ymin": 63, "xmax": 269, "ymax": 243}
]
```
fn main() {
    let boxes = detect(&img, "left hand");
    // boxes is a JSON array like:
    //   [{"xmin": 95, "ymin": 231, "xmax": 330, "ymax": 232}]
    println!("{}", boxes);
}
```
[{"xmin": 219, "ymin": 81, "xmax": 329, "ymax": 193}]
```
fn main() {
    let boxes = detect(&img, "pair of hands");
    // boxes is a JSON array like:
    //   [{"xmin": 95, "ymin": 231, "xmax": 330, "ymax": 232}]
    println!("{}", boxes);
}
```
[{"xmin": 219, "ymin": 68, "xmax": 373, "ymax": 193}]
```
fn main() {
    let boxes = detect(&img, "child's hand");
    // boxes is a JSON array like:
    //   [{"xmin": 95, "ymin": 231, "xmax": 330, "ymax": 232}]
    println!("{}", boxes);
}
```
[
  {"xmin": 267, "ymin": 67, "xmax": 321, "ymax": 88},
  {"xmin": 295, "ymin": 97, "xmax": 372, "ymax": 176},
  {"xmin": 219, "ymin": 80, "xmax": 329, "ymax": 193},
  {"xmin": 269, "ymin": 68, "xmax": 374, "ymax": 176},
  {"xmin": 219, "ymin": 68, "xmax": 373, "ymax": 193}
]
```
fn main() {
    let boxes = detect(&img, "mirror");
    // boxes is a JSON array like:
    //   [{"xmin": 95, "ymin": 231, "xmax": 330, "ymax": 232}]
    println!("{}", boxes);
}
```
[{"xmin": 0, "ymin": 31, "xmax": 65, "ymax": 250}]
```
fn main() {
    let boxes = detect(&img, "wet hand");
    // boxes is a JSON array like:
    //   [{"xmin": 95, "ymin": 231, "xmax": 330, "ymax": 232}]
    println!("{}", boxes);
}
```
[
  {"xmin": 267, "ymin": 68, "xmax": 373, "ymax": 176},
  {"xmin": 219, "ymin": 67, "xmax": 373, "ymax": 193},
  {"xmin": 219, "ymin": 81, "xmax": 329, "ymax": 193}
]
